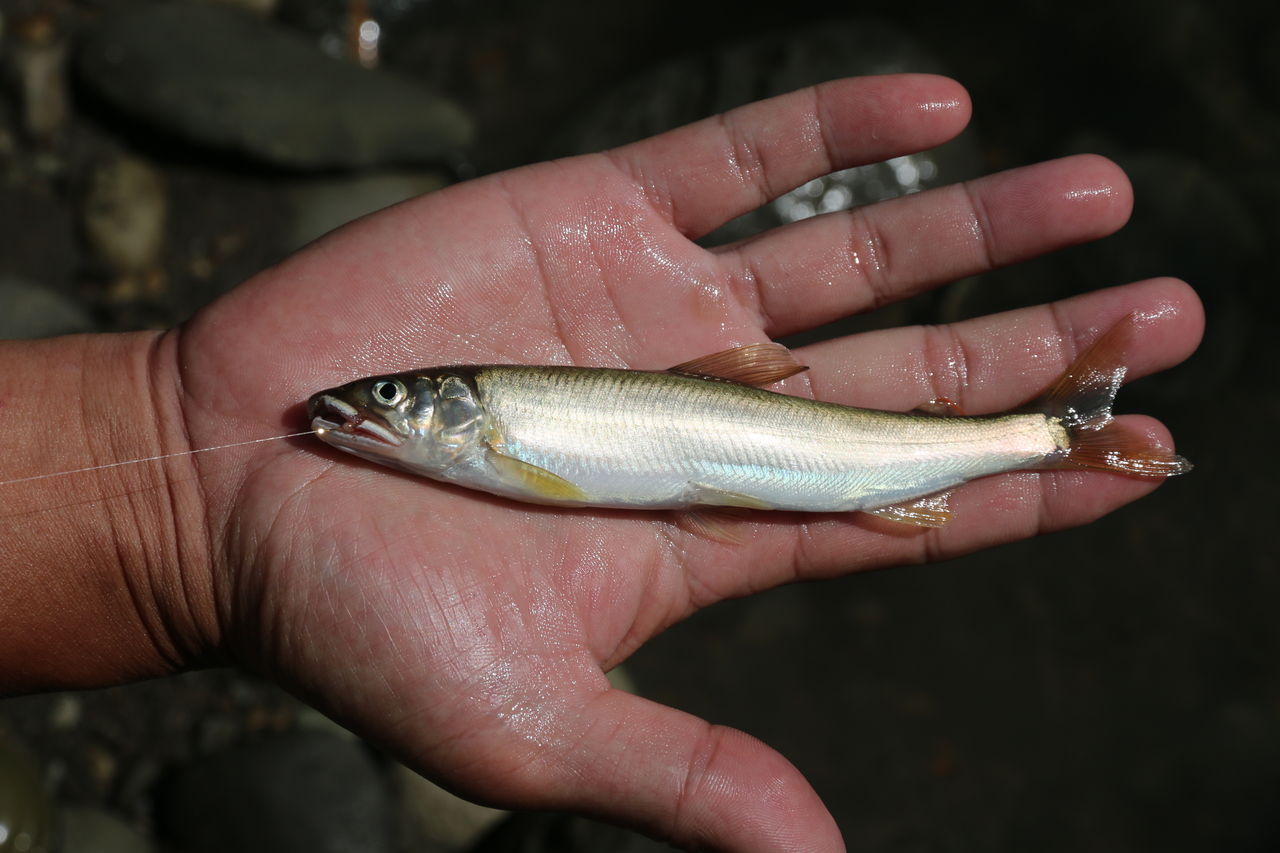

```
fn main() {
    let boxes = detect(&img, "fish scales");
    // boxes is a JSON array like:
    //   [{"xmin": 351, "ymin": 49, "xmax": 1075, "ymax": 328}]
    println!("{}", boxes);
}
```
[{"xmin": 470, "ymin": 366, "xmax": 1060, "ymax": 511}]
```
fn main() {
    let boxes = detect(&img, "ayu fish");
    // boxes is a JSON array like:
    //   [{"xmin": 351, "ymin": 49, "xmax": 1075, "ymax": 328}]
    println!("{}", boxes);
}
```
[{"xmin": 306, "ymin": 315, "xmax": 1189, "ymax": 529}]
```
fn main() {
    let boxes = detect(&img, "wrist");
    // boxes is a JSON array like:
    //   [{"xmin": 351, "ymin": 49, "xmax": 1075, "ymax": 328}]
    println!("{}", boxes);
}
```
[{"xmin": 0, "ymin": 331, "xmax": 215, "ymax": 692}]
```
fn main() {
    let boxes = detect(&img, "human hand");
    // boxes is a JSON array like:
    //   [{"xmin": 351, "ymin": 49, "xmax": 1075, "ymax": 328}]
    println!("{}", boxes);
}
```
[{"xmin": 166, "ymin": 75, "xmax": 1201, "ymax": 851}]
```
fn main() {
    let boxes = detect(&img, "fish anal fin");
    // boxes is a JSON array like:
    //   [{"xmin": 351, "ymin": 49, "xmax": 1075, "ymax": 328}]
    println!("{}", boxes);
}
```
[
  {"xmin": 1052, "ymin": 421, "xmax": 1192, "ymax": 477},
  {"xmin": 912, "ymin": 397, "xmax": 965, "ymax": 417},
  {"xmin": 484, "ymin": 447, "xmax": 589, "ymax": 503},
  {"xmin": 668, "ymin": 343, "xmax": 808, "ymax": 387},
  {"xmin": 865, "ymin": 492, "xmax": 954, "ymax": 528}
]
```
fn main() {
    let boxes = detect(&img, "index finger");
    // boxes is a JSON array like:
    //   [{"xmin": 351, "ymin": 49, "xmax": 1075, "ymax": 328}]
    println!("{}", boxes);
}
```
[{"xmin": 605, "ymin": 74, "xmax": 972, "ymax": 239}]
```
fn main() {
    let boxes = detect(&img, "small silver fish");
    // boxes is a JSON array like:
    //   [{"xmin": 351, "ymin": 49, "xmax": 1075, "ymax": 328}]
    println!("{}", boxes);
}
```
[{"xmin": 307, "ymin": 316, "xmax": 1189, "ymax": 529}]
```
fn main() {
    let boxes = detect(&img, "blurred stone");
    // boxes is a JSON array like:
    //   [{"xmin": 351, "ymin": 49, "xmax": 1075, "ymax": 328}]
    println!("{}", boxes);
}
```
[
  {"xmin": 57, "ymin": 807, "xmax": 152, "ymax": 853},
  {"xmin": 0, "ymin": 740, "xmax": 52, "ymax": 853},
  {"xmin": 159, "ymin": 731, "xmax": 392, "ymax": 853},
  {"xmin": 474, "ymin": 811, "xmax": 668, "ymax": 853},
  {"xmin": 3, "ymin": 12, "xmax": 70, "ymax": 145},
  {"xmin": 293, "ymin": 703, "xmax": 358, "ymax": 742},
  {"xmin": 209, "ymin": 0, "xmax": 280, "ymax": 15},
  {"xmin": 79, "ymin": 152, "xmax": 168, "ymax": 303},
  {"xmin": 46, "ymin": 696, "xmax": 81, "ymax": 733},
  {"xmin": 78, "ymin": 5, "xmax": 473, "ymax": 169},
  {"xmin": 393, "ymin": 764, "xmax": 506, "ymax": 852},
  {"xmin": 286, "ymin": 170, "xmax": 447, "ymax": 251},
  {"xmin": 0, "ymin": 277, "xmax": 92, "ymax": 339}
]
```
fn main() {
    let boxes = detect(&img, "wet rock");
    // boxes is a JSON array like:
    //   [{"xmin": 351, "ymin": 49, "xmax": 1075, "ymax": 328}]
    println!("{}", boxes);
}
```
[
  {"xmin": 78, "ymin": 5, "xmax": 472, "ymax": 169},
  {"xmin": 0, "ymin": 277, "xmax": 92, "ymax": 339},
  {"xmin": 58, "ymin": 807, "xmax": 153, "ymax": 853},
  {"xmin": 159, "ymin": 731, "xmax": 392, "ymax": 853},
  {"xmin": 0, "ymin": 740, "xmax": 52, "ymax": 853}
]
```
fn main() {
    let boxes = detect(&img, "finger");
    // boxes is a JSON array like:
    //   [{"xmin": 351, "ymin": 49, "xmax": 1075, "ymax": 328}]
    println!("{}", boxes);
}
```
[
  {"xmin": 607, "ymin": 74, "xmax": 971, "ymax": 239},
  {"xmin": 797, "ymin": 277, "xmax": 1201, "ymax": 414},
  {"xmin": 719, "ymin": 154, "xmax": 1134, "ymax": 336},
  {"xmin": 673, "ymin": 279, "xmax": 1203, "ymax": 597},
  {"xmin": 487, "ymin": 686, "xmax": 843, "ymax": 852}
]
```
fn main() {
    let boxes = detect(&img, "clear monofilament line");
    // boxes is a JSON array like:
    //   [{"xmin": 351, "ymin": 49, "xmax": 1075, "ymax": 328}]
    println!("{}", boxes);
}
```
[{"xmin": 0, "ymin": 430, "xmax": 318, "ymax": 487}]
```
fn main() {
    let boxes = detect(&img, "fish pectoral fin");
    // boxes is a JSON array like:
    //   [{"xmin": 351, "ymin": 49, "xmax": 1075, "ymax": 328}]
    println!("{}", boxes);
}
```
[
  {"xmin": 484, "ymin": 447, "xmax": 589, "ymax": 504},
  {"xmin": 688, "ymin": 484, "xmax": 774, "ymax": 510},
  {"xmin": 865, "ymin": 492, "xmax": 954, "ymax": 528},
  {"xmin": 668, "ymin": 343, "xmax": 808, "ymax": 387}
]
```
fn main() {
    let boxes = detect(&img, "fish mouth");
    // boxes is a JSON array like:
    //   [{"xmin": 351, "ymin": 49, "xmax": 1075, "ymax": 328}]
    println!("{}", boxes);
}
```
[{"xmin": 308, "ymin": 394, "xmax": 404, "ymax": 449}]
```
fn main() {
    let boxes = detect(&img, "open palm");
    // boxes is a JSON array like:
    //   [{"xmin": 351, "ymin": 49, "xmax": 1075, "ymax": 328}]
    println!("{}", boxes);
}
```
[{"xmin": 167, "ymin": 75, "xmax": 1201, "ymax": 851}]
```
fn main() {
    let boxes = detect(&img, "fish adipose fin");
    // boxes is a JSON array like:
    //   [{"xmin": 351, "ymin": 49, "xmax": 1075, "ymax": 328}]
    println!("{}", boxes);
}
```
[
  {"xmin": 484, "ymin": 446, "xmax": 589, "ymax": 503},
  {"xmin": 1036, "ymin": 314, "xmax": 1192, "ymax": 477},
  {"xmin": 668, "ymin": 343, "xmax": 808, "ymax": 387},
  {"xmin": 865, "ymin": 491, "xmax": 953, "ymax": 528}
]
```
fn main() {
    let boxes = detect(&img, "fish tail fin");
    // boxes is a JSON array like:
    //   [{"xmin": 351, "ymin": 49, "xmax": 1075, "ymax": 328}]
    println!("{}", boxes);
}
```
[
  {"xmin": 1035, "ymin": 313, "xmax": 1192, "ymax": 477},
  {"xmin": 1056, "ymin": 421, "xmax": 1193, "ymax": 476}
]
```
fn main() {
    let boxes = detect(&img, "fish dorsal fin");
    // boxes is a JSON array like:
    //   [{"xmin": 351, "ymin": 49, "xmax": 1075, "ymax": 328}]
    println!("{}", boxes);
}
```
[
  {"xmin": 865, "ymin": 491, "xmax": 954, "ymax": 528},
  {"xmin": 1034, "ymin": 313, "xmax": 1134, "ymax": 430},
  {"xmin": 668, "ymin": 343, "xmax": 808, "ymax": 387}
]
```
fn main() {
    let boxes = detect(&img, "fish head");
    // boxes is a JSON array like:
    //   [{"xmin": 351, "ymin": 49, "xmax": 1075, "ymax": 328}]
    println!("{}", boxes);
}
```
[{"xmin": 307, "ymin": 370, "xmax": 485, "ymax": 472}]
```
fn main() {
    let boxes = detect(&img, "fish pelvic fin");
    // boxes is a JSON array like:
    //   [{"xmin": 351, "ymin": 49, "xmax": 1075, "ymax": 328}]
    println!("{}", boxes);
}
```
[
  {"xmin": 680, "ymin": 508, "xmax": 751, "ymax": 544},
  {"xmin": 1036, "ymin": 313, "xmax": 1192, "ymax": 477},
  {"xmin": 668, "ymin": 343, "xmax": 808, "ymax": 387}
]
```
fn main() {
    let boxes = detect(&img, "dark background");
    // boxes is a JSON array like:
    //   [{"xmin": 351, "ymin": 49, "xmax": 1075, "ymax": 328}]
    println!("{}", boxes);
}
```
[{"xmin": 0, "ymin": 0, "xmax": 1274, "ymax": 850}]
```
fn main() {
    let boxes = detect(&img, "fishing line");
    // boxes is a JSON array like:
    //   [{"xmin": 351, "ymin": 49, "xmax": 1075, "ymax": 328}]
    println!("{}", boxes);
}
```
[{"xmin": 0, "ymin": 430, "xmax": 318, "ymax": 487}]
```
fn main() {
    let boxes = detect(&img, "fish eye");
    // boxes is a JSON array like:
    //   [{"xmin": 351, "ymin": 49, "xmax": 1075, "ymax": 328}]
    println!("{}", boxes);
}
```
[{"xmin": 371, "ymin": 380, "xmax": 406, "ymax": 406}]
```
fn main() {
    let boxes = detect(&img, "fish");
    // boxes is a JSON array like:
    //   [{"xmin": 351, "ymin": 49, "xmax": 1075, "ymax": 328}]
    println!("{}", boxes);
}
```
[{"xmin": 306, "ymin": 315, "xmax": 1190, "ymax": 529}]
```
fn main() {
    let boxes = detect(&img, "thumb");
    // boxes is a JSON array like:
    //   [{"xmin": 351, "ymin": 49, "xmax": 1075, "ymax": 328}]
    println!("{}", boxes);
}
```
[{"xmin": 492, "ymin": 687, "xmax": 844, "ymax": 852}]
